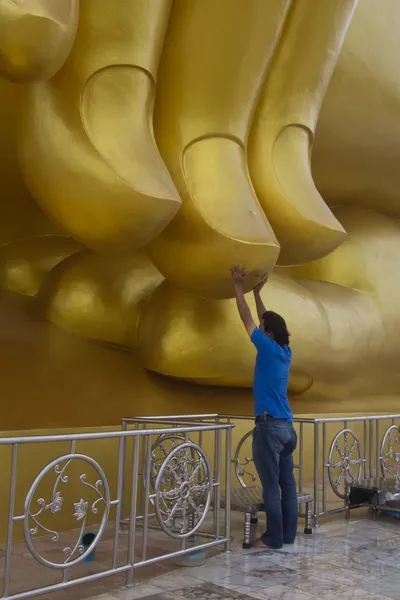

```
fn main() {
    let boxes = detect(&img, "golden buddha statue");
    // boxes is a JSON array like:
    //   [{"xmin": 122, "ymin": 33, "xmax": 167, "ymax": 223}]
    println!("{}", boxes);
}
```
[{"xmin": 1, "ymin": 0, "xmax": 400, "ymax": 428}]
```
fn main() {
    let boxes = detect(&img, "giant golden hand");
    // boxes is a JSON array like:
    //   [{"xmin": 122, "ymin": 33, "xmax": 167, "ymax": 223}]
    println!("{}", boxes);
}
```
[{"xmin": 1, "ymin": 0, "xmax": 400, "ymax": 412}]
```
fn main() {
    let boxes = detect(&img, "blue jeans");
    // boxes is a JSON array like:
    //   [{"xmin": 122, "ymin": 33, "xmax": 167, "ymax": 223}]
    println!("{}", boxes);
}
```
[{"xmin": 252, "ymin": 419, "xmax": 298, "ymax": 549}]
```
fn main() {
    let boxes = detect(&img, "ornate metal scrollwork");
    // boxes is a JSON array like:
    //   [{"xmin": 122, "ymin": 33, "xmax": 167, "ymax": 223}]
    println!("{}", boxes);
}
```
[
  {"xmin": 24, "ymin": 453, "xmax": 110, "ymax": 569},
  {"xmin": 154, "ymin": 442, "xmax": 212, "ymax": 539},
  {"xmin": 150, "ymin": 433, "xmax": 186, "ymax": 494},
  {"xmin": 149, "ymin": 433, "xmax": 195, "ymax": 517},
  {"xmin": 380, "ymin": 425, "xmax": 400, "ymax": 488},
  {"xmin": 327, "ymin": 429, "xmax": 364, "ymax": 499},
  {"xmin": 234, "ymin": 430, "xmax": 258, "ymax": 488}
]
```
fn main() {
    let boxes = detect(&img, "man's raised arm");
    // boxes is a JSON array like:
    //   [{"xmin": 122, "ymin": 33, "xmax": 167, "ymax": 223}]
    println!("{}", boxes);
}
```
[
  {"xmin": 254, "ymin": 276, "xmax": 268, "ymax": 323},
  {"xmin": 229, "ymin": 265, "xmax": 256, "ymax": 337}
]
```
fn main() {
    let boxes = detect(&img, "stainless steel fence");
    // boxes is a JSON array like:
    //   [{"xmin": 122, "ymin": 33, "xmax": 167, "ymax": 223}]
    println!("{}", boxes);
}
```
[
  {"xmin": 0, "ymin": 420, "xmax": 233, "ymax": 600},
  {"xmin": 307, "ymin": 413, "xmax": 400, "ymax": 524},
  {"xmin": 122, "ymin": 413, "xmax": 400, "ymax": 527},
  {"xmin": 2, "ymin": 411, "xmax": 399, "ymax": 599},
  {"xmin": 218, "ymin": 413, "xmax": 400, "ymax": 525}
]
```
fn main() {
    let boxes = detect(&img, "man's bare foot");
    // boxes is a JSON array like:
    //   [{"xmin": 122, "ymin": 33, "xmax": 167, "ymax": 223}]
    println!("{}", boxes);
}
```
[{"xmin": 252, "ymin": 538, "xmax": 275, "ymax": 550}]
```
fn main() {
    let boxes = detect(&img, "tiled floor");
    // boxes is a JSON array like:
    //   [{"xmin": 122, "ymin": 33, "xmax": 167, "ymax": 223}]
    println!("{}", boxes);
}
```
[
  {"xmin": 94, "ymin": 513, "xmax": 400, "ymax": 600},
  {"xmin": 2, "ymin": 510, "xmax": 400, "ymax": 599},
  {"xmin": 0, "ymin": 522, "xmax": 184, "ymax": 599}
]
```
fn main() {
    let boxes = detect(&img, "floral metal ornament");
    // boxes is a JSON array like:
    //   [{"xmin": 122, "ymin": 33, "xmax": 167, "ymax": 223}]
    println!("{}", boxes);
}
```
[{"xmin": 24, "ymin": 454, "xmax": 110, "ymax": 568}]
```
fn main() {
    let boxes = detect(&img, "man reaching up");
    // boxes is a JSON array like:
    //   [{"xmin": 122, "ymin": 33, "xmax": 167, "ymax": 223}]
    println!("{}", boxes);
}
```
[{"xmin": 229, "ymin": 265, "xmax": 297, "ymax": 550}]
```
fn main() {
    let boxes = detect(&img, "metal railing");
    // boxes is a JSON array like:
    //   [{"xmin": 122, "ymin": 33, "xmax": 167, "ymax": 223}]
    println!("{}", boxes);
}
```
[
  {"xmin": 218, "ymin": 413, "xmax": 400, "ymax": 525},
  {"xmin": 221, "ymin": 413, "xmax": 400, "ymax": 525},
  {"xmin": 122, "ymin": 413, "xmax": 400, "ymax": 526},
  {"xmin": 0, "ymin": 420, "xmax": 233, "ymax": 600},
  {"xmin": 2, "ymin": 411, "xmax": 399, "ymax": 599}
]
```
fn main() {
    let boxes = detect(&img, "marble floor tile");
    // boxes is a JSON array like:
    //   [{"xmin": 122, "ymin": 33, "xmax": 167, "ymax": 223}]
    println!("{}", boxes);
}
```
[
  {"xmin": 186, "ymin": 564, "xmax": 237, "ymax": 583},
  {"xmin": 328, "ymin": 528, "xmax": 398, "ymax": 546},
  {"xmin": 265, "ymin": 548, "xmax": 342, "ymax": 565},
  {"xmin": 219, "ymin": 564, "xmax": 302, "ymax": 592},
  {"xmin": 287, "ymin": 535, "xmax": 359, "ymax": 555},
  {"xmin": 323, "ymin": 518, "xmax": 383, "ymax": 532},
  {"xmin": 361, "ymin": 537, "xmax": 400, "ymax": 552},
  {"xmin": 218, "ymin": 571, "xmax": 284, "ymax": 592},
  {"xmin": 245, "ymin": 584, "xmax": 318, "ymax": 600},
  {"xmin": 280, "ymin": 574, "xmax": 350, "ymax": 599},
  {"xmin": 283, "ymin": 559, "xmax": 369, "ymax": 586},
  {"xmin": 151, "ymin": 572, "xmax": 204, "ymax": 590},
  {"xmin": 325, "ymin": 552, "xmax": 400, "ymax": 576},
  {"xmin": 339, "ymin": 590, "xmax": 393, "ymax": 600},
  {"xmin": 108, "ymin": 584, "xmax": 164, "ymax": 600},
  {"xmin": 351, "ymin": 579, "xmax": 400, "ymax": 600},
  {"xmin": 355, "ymin": 539, "xmax": 400, "ymax": 569},
  {"xmin": 211, "ymin": 554, "xmax": 277, "ymax": 572},
  {"xmin": 168, "ymin": 582, "xmax": 266, "ymax": 600},
  {"xmin": 283, "ymin": 555, "xmax": 348, "ymax": 572}
]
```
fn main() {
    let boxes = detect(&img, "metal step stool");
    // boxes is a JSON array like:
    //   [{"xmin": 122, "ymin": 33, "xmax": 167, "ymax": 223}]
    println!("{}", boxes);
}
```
[{"xmin": 221, "ymin": 486, "xmax": 313, "ymax": 548}]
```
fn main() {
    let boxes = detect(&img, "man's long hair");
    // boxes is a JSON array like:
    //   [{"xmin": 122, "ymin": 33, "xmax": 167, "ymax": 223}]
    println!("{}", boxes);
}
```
[{"xmin": 262, "ymin": 311, "xmax": 290, "ymax": 348}]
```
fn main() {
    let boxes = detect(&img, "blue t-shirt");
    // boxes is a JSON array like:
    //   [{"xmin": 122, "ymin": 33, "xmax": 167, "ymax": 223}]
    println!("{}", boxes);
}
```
[{"xmin": 250, "ymin": 327, "xmax": 293, "ymax": 422}]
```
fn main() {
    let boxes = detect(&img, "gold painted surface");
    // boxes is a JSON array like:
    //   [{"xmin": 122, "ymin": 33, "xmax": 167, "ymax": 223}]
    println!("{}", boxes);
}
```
[
  {"xmin": 0, "ymin": 283, "xmax": 397, "ymax": 433},
  {"xmin": 148, "ymin": 0, "xmax": 290, "ymax": 298},
  {"xmin": 0, "ymin": 289, "xmax": 256, "ymax": 431},
  {"xmin": 0, "ymin": 78, "xmax": 59, "ymax": 244},
  {"xmin": 137, "ymin": 277, "xmax": 314, "ymax": 395},
  {"xmin": 313, "ymin": 0, "xmax": 400, "ymax": 219},
  {"xmin": 0, "ymin": 0, "xmax": 79, "ymax": 82},
  {"xmin": 248, "ymin": 0, "xmax": 356, "ymax": 265},
  {"xmin": 138, "ymin": 226, "xmax": 385, "ymax": 402},
  {"xmin": 142, "ymin": 205, "xmax": 400, "ymax": 404},
  {"xmin": 0, "ymin": 235, "xmax": 83, "ymax": 296},
  {"xmin": 17, "ymin": 0, "xmax": 181, "ymax": 251},
  {"xmin": 0, "ymin": 0, "xmax": 400, "ymax": 422},
  {"xmin": 40, "ymin": 249, "xmax": 163, "ymax": 348}
]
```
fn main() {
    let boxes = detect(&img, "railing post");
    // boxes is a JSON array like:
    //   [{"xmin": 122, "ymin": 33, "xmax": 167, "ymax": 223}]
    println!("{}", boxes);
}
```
[
  {"xmin": 299, "ymin": 422, "xmax": 304, "ymax": 493},
  {"xmin": 322, "ymin": 422, "xmax": 327, "ymax": 514},
  {"xmin": 126, "ymin": 436, "xmax": 140, "ymax": 587},
  {"xmin": 369, "ymin": 419, "xmax": 374, "ymax": 478},
  {"xmin": 3, "ymin": 444, "xmax": 18, "ymax": 599},
  {"xmin": 213, "ymin": 417, "xmax": 221, "ymax": 533},
  {"xmin": 141, "ymin": 436, "xmax": 152, "ymax": 562},
  {"xmin": 375, "ymin": 420, "xmax": 380, "ymax": 478},
  {"xmin": 113, "ymin": 437, "xmax": 125, "ymax": 569},
  {"xmin": 139, "ymin": 423, "xmax": 147, "ymax": 518},
  {"xmin": 119, "ymin": 419, "xmax": 127, "ymax": 531},
  {"xmin": 363, "ymin": 420, "xmax": 368, "ymax": 480},
  {"xmin": 313, "ymin": 422, "xmax": 320, "ymax": 527},
  {"xmin": 225, "ymin": 426, "xmax": 232, "ymax": 552},
  {"xmin": 214, "ymin": 429, "xmax": 222, "ymax": 541}
]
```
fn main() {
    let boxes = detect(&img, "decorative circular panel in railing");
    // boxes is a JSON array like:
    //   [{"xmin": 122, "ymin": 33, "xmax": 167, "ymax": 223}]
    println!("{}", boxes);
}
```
[
  {"xmin": 150, "ymin": 434, "xmax": 186, "ymax": 496},
  {"xmin": 24, "ymin": 454, "xmax": 110, "ymax": 569},
  {"xmin": 154, "ymin": 442, "xmax": 212, "ymax": 539},
  {"xmin": 327, "ymin": 429, "xmax": 364, "ymax": 499},
  {"xmin": 150, "ymin": 433, "xmax": 194, "ymax": 517},
  {"xmin": 380, "ymin": 425, "xmax": 400, "ymax": 486},
  {"xmin": 234, "ymin": 430, "xmax": 258, "ymax": 488}
]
